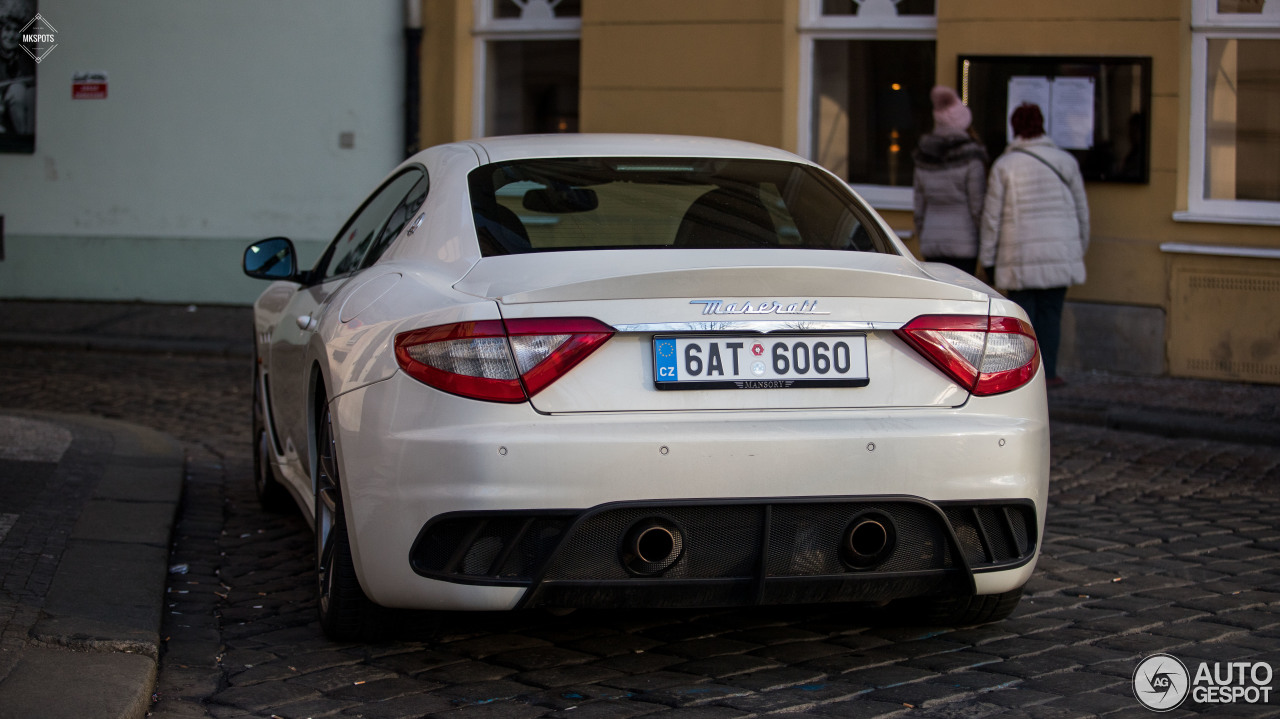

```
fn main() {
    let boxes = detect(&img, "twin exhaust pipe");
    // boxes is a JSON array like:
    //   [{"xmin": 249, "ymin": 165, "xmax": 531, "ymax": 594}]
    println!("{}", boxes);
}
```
[
  {"xmin": 839, "ymin": 511, "xmax": 897, "ymax": 569},
  {"xmin": 619, "ymin": 511, "xmax": 898, "ymax": 576},
  {"xmin": 621, "ymin": 519, "xmax": 683, "ymax": 575}
]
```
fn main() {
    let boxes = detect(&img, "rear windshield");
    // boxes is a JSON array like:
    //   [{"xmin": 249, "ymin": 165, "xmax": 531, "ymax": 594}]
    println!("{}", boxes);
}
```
[{"xmin": 468, "ymin": 157, "xmax": 896, "ymax": 256}]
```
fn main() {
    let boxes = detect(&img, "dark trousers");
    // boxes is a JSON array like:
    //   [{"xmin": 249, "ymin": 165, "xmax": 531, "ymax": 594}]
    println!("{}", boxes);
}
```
[{"xmin": 1007, "ymin": 287, "xmax": 1067, "ymax": 380}]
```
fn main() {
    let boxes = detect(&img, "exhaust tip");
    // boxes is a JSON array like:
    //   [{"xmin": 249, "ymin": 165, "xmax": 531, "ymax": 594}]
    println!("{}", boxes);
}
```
[
  {"xmin": 621, "ymin": 518, "xmax": 684, "ymax": 576},
  {"xmin": 634, "ymin": 525, "xmax": 676, "ymax": 564},
  {"xmin": 840, "ymin": 511, "xmax": 897, "ymax": 569}
]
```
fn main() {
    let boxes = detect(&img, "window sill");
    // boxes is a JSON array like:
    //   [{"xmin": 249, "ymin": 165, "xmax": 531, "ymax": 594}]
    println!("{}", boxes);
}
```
[
  {"xmin": 1172, "ymin": 210, "xmax": 1280, "ymax": 227},
  {"xmin": 1160, "ymin": 242, "xmax": 1280, "ymax": 260},
  {"xmin": 848, "ymin": 184, "xmax": 912, "ymax": 212}
]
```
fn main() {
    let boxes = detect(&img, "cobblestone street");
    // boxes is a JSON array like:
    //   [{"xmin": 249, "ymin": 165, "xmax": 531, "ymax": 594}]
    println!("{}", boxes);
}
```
[{"xmin": 2, "ymin": 345, "xmax": 1279, "ymax": 718}]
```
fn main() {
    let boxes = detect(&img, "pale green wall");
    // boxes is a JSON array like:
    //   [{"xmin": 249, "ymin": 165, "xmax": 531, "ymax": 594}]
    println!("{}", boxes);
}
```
[{"xmin": 0, "ymin": 0, "xmax": 403, "ymax": 304}]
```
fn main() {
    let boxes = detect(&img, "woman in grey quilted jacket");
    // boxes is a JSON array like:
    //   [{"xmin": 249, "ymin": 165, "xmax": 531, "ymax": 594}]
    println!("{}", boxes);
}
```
[
  {"xmin": 912, "ymin": 85, "xmax": 988, "ymax": 275},
  {"xmin": 980, "ymin": 102, "xmax": 1091, "ymax": 386}
]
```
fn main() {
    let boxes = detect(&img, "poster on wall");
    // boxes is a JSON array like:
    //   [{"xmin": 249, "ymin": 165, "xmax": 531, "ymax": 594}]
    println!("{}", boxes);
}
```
[
  {"xmin": 1005, "ymin": 77, "xmax": 1052, "ymax": 144},
  {"xmin": 1, "ymin": 0, "xmax": 46, "ymax": 154},
  {"xmin": 1006, "ymin": 76, "xmax": 1096, "ymax": 150},
  {"xmin": 1047, "ymin": 77, "xmax": 1095, "ymax": 150}
]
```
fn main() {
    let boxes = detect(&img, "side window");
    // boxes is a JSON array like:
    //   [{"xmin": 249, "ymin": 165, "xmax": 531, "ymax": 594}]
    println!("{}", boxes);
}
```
[
  {"xmin": 360, "ymin": 175, "xmax": 428, "ymax": 270},
  {"xmin": 319, "ymin": 169, "xmax": 425, "ymax": 281}
]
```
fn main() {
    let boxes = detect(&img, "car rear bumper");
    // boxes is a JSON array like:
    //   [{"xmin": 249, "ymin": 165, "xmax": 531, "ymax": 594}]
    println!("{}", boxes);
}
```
[
  {"xmin": 410, "ymin": 495, "xmax": 1039, "ymax": 611},
  {"xmin": 332, "ymin": 372, "xmax": 1049, "ymax": 610}
]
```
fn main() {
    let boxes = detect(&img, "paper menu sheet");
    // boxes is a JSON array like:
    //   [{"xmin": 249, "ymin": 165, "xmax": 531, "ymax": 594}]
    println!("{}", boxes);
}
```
[{"xmin": 1006, "ymin": 76, "xmax": 1095, "ymax": 150}]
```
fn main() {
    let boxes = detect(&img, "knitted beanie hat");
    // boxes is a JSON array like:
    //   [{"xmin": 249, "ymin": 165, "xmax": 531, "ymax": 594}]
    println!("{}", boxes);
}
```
[{"xmin": 931, "ymin": 85, "xmax": 972, "ymax": 135}]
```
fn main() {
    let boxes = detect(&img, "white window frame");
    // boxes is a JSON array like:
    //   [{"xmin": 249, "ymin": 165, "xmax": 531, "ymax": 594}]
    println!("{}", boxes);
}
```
[
  {"xmin": 1178, "ymin": 0, "xmax": 1280, "ymax": 226},
  {"xmin": 472, "ymin": 0, "xmax": 581, "ymax": 138},
  {"xmin": 797, "ymin": 0, "xmax": 936, "ymax": 211}
]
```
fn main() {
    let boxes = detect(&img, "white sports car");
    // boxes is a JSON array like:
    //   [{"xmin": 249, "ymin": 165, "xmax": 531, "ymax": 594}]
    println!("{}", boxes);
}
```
[{"xmin": 243, "ymin": 134, "xmax": 1048, "ymax": 641}]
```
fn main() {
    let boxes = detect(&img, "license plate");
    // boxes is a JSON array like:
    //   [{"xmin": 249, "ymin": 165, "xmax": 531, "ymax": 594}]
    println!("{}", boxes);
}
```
[{"xmin": 653, "ymin": 334, "xmax": 869, "ymax": 390}]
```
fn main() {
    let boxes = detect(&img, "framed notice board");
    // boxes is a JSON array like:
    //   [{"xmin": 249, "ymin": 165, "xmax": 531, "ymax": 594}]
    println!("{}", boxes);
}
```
[{"xmin": 958, "ymin": 55, "xmax": 1152, "ymax": 183}]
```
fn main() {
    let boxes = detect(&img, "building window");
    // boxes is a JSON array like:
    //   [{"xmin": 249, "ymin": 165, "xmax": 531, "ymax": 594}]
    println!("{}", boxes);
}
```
[
  {"xmin": 799, "ymin": 0, "xmax": 937, "ymax": 211},
  {"xmin": 811, "ymin": 40, "xmax": 936, "ymax": 190},
  {"xmin": 474, "ymin": 0, "xmax": 580, "ymax": 137},
  {"xmin": 818, "ymin": 0, "xmax": 935, "ymax": 17},
  {"xmin": 1204, "ymin": 38, "xmax": 1280, "ymax": 203},
  {"xmin": 491, "ymin": 0, "xmax": 580, "ymax": 21},
  {"xmin": 484, "ymin": 40, "xmax": 579, "ymax": 135},
  {"xmin": 1185, "ymin": 0, "xmax": 1280, "ymax": 224}
]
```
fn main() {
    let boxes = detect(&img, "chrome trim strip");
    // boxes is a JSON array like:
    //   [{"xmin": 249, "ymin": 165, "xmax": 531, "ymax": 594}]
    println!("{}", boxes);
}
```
[{"xmin": 612, "ymin": 321, "xmax": 903, "ymax": 333}]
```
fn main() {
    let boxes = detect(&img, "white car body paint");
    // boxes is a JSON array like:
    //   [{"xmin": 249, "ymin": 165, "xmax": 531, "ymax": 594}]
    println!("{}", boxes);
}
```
[{"xmin": 248, "ymin": 134, "xmax": 1049, "ymax": 617}]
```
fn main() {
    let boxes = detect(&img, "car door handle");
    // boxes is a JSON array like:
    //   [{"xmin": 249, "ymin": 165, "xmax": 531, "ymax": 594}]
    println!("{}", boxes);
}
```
[
  {"xmin": 406, "ymin": 213, "xmax": 426, "ymax": 236},
  {"xmin": 296, "ymin": 314, "xmax": 318, "ymax": 332}
]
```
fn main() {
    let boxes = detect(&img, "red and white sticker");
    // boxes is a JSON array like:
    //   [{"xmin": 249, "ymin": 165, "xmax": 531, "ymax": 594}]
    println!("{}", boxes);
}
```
[{"xmin": 72, "ymin": 71, "xmax": 107, "ymax": 100}]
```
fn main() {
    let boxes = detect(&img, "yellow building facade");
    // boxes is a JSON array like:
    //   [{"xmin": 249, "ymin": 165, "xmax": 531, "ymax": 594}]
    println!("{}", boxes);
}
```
[{"xmin": 418, "ymin": 0, "xmax": 1280, "ymax": 385}]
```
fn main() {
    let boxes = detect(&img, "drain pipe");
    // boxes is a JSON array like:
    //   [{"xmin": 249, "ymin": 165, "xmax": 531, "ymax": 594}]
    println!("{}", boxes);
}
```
[{"xmin": 403, "ymin": 0, "xmax": 423, "ymax": 158}]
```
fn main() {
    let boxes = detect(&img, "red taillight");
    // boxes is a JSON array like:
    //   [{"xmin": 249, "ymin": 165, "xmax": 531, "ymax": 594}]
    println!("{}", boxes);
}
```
[
  {"xmin": 394, "ymin": 317, "xmax": 615, "ymax": 402},
  {"xmin": 895, "ymin": 315, "xmax": 1040, "ymax": 396}
]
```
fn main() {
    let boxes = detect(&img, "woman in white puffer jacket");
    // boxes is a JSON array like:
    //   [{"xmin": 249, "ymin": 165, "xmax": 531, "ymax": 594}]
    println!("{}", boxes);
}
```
[{"xmin": 980, "ymin": 103, "xmax": 1090, "ymax": 386}]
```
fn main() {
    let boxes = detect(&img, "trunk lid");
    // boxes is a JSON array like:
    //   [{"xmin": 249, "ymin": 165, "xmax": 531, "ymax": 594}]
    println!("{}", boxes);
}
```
[{"xmin": 454, "ymin": 250, "xmax": 989, "ymax": 413}]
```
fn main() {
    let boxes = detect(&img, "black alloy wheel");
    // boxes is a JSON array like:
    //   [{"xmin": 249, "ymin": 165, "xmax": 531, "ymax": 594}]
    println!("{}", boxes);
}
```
[{"xmin": 315, "ymin": 400, "xmax": 381, "ymax": 640}]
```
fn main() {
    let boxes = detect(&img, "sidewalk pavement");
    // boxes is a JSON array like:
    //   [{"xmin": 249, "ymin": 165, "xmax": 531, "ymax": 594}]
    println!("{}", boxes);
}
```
[
  {"xmin": 0, "ymin": 411, "xmax": 183, "ymax": 719},
  {"xmin": 1, "ymin": 299, "xmax": 1279, "ymax": 719}
]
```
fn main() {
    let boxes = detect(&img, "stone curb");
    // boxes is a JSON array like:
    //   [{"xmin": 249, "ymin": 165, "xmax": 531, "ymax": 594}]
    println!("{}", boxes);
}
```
[
  {"xmin": 0, "ymin": 413, "xmax": 184, "ymax": 719},
  {"xmin": 1048, "ymin": 401, "xmax": 1280, "ymax": 447}
]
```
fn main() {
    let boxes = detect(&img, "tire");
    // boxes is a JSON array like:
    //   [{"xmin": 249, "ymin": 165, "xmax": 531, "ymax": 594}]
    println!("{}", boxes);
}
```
[
  {"xmin": 315, "ymin": 401, "xmax": 383, "ymax": 641},
  {"xmin": 896, "ymin": 587, "xmax": 1023, "ymax": 626},
  {"xmin": 252, "ymin": 375, "xmax": 292, "ymax": 513}
]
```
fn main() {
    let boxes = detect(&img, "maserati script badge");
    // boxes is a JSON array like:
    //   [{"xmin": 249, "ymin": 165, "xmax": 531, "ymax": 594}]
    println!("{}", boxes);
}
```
[{"xmin": 689, "ymin": 299, "xmax": 829, "ymax": 316}]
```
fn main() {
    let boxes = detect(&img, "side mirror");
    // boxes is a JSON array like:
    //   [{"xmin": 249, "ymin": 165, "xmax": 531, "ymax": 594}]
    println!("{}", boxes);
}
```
[{"xmin": 244, "ymin": 237, "xmax": 297, "ymax": 280}]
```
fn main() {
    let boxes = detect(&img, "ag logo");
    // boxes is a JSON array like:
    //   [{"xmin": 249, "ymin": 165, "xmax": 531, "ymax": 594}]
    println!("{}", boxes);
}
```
[{"xmin": 1134, "ymin": 653, "xmax": 1189, "ymax": 711}]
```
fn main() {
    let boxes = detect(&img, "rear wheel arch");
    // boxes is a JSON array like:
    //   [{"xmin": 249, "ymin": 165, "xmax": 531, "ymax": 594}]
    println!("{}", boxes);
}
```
[
  {"xmin": 312, "ymin": 386, "xmax": 384, "ymax": 640},
  {"xmin": 307, "ymin": 365, "xmax": 373, "ymax": 596}
]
